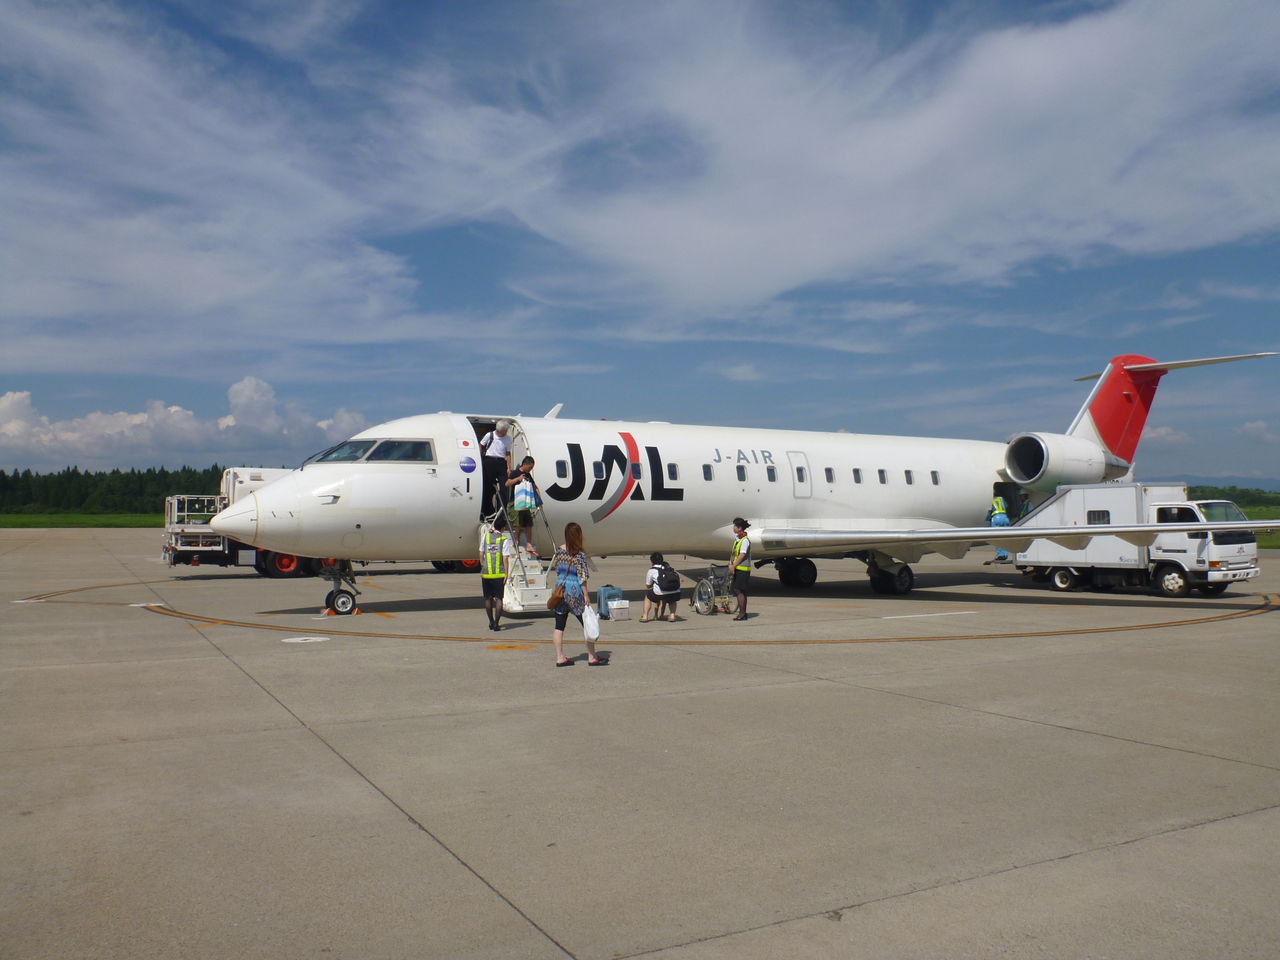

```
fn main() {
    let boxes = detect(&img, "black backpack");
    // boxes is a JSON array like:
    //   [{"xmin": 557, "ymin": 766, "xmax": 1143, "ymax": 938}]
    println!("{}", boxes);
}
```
[{"xmin": 655, "ymin": 563, "xmax": 680, "ymax": 591}]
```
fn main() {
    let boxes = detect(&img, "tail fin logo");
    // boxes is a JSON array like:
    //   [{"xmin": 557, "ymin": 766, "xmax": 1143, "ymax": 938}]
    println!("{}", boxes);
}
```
[{"xmin": 1069, "ymin": 354, "xmax": 1164, "ymax": 464}]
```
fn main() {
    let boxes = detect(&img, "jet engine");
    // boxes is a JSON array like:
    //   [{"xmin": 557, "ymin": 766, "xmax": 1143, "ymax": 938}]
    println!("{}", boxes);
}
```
[{"xmin": 1004, "ymin": 432, "xmax": 1130, "ymax": 493}]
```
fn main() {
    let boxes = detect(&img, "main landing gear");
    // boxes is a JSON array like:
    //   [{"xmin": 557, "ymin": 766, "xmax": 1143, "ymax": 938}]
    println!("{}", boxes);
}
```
[
  {"xmin": 772, "ymin": 553, "xmax": 915, "ymax": 595},
  {"xmin": 864, "ymin": 551, "xmax": 914, "ymax": 595},
  {"xmin": 317, "ymin": 559, "xmax": 361, "ymax": 615}
]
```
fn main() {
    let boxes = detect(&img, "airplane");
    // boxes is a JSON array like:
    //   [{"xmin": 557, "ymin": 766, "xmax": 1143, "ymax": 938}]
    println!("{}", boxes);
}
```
[{"xmin": 210, "ymin": 352, "xmax": 1280, "ymax": 614}]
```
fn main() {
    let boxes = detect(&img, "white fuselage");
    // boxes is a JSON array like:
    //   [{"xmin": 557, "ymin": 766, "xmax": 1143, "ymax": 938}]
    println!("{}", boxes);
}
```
[{"xmin": 215, "ymin": 412, "xmax": 1009, "ymax": 562}]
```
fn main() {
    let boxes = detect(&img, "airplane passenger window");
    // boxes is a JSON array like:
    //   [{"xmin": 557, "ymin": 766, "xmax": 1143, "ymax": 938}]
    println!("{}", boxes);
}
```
[
  {"xmin": 796, "ymin": 466, "xmax": 806, "ymax": 483},
  {"xmin": 877, "ymin": 469, "xmax": 887, "ymax": 484},
  {"xmin": 631, "ymin": 462, "xmax": 642, "ymax": 479},
  {"xmin": 904, "ymin": 470, "xmax": 914, "ymax": 485},
  {"xmin": 1087, "ymin": 510, "xmax": 1111, "ymax": 524},
  {"xmin": 667, "ymin": 463, "xmax": 679, "ymax": 481},
  {"xmin": 736, "ymin": 465, "xmax": 747, "ymax": 482},
  {"xmin": 824, "ymin": 468, "xmax": 835, "ymax": 483},
  {"xmin": 593, "ymin": 462, "xmax": 605, "ymax": 479},
  {"xmin": 767, "ymin": 466, "xmax": 777, "ymax": 482},
  {"xmin": 366, "ymin": 440, "xmax": 435, "ymax": 462},
  {"xmin": 852, "ymin": 468, "xmax": 862, "ymax": 484},
  {"xmin": 315, "ymin": 440, "xmax": 377, "ymax": 462},
  {"xmin": 556, "ymin": 461, "xmax": 568, "ymax": 479},
  {"xmin": 703, "ymin": 465, "xmax": 713, "ymax": 481},
  {"xmin": 931, "ymin": 471, "xmax": 940, "ymax": 485}
]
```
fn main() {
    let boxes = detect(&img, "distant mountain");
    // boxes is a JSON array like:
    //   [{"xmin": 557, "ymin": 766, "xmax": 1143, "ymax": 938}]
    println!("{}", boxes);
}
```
[{"xmin": 1144, "ymin": 475, "xmax": 1280, "ymax": 493}]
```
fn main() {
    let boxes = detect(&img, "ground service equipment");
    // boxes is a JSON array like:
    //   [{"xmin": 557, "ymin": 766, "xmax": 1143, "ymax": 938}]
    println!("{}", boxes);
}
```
[{"xmin": 1015, "ymin": 483, "xmax": 1259, "ymax": 597}]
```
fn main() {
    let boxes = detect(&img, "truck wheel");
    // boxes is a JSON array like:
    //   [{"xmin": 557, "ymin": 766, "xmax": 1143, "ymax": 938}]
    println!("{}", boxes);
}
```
[
  {"xmin": 1154, "ymin": 565, "xmax": 1190, "ymax": 598},
  {"xmin": 1197, "ymin": 583, "xmax": 1228, "ymax": 596},
  {"xmin": 1049, "ymin": 568, "xmax": 1078, "ymax": 591}
]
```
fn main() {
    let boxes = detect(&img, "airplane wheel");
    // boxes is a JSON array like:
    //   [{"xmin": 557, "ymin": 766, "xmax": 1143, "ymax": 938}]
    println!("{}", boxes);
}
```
[
  {"xmin": 887, "ymin": 565, "xmax": 914, "ymax": 594},
  {"xmin": 323, "ymin": 590, "xmax": 335, "ymax": 610},
  {"xmin": 329, "ymin": 589, "xmax": 357, "ymax": 615},
  {"xmin": 1049, "ymin": 568, "xmax": 1078, "ymax": 591},
  {"xmin": 869, "ymin": 566, "xmax": 913, "ymax": 594},
  {"xmin": 692, "ymin": 579, "xmax": 715, "ymax": 615},
  {"xmin": 1197, "ymin": 582, "xmax": 1228, "ymax": 596},
  {"xmin": 781, "ymin": 558, "xmax": 817, "ymax": 589},
  {"xmin": 775, "ymin": 558, "xmax": 795, "ymax": 585},
  {"xmin": 432, "ymin": 561, "xmax": 457, "ymax": 572},
  {"xmin": 1154, "ymin": 565, "xmax": 1190, "ymax": 598}
]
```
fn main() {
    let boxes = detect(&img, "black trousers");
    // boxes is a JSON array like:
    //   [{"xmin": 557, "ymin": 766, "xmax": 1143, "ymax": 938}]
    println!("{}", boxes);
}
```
[{"xmin": 481, "ymin": 457, "xmax": 506, "ymax": 515}]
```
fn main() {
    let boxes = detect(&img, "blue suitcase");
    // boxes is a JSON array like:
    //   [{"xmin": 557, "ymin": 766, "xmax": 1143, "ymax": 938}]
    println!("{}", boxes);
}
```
[{"xmin": 596, "ymin": 584, "xmax": 624, "ymax": 618}]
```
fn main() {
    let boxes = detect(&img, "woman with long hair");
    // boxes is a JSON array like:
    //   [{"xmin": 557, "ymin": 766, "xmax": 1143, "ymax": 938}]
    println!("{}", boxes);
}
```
[{"xmin": 549, "ymin": 522, "xmax": 606, "ymax": 666}]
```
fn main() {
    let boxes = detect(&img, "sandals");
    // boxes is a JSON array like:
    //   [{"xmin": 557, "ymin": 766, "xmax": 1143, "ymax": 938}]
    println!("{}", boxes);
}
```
[
  {"xmin": 555, "ymin": 658, "xmax": 574, "ymax": 667},
  {"xmin": 666, "ymin": 615, "xmax": 677, "ymax": 622},
  {"xmin": 587, "ymin": 657, "xmax": 608, "ymax": 666},
  {"xmin": 638, "ymin": 616, "xmax": 651, "ymax": 623}
]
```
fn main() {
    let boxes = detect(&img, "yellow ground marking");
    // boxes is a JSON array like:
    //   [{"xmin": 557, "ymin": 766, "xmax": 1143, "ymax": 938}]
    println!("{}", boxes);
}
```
[
  {"xmin": 139, "ymin": 594, "xmax": 1280, "ymax": 645},
  {"xmin": 489, "ymin": 643, "xmax": 538, "ymax": 651},
  {"xmin": 19, "ymin": 582, "xmax": 1279, "ymax": 647}
]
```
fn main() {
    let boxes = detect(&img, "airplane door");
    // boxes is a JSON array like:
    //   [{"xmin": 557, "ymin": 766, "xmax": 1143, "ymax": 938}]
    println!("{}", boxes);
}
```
[{"xmin": 787, "ymin": 451, "xmax": 812, "ymax": 499}]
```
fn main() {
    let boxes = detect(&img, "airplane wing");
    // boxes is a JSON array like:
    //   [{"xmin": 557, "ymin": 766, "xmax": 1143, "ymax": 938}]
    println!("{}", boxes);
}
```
[{"xmin": 758, "ymin": 520, "xmax": 1280, "ymax": 564}]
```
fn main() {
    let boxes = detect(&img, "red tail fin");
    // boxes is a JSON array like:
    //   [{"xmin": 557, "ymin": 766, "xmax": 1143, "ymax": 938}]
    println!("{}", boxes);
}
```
[
  {"xmin": 1068, "ymin": 352, "xmax": 1277, "ymax": 464},
  {"xmin": 1068, "ymin": 354, "xmax": 1164, "ymax": 464}
]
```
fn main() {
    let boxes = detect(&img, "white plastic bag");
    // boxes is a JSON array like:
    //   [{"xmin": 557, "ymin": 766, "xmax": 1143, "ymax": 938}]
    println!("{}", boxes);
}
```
[{"xmin": 582, "ymin": 603, "xmax": 601, "ymax": 641}]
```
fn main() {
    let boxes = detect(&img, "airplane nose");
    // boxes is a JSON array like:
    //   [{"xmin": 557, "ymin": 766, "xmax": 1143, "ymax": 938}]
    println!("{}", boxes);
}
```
[{"xmin": 211, "ymin": 495, "xmax": 259, "ymax": 544}]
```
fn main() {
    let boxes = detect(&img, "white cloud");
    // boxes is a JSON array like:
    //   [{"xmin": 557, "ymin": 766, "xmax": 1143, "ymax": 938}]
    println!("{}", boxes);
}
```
[
  {"xmin": 0, "ymin": 381, "xmax": 366, "ymax": 471},
  {"xmin": 1237, "ymin": 420, "xmax": 1280, "ymax": 444},
  {"xmin": 3, "ymin": 0, "xmax": 1279, "ymax": 365},
  {"xmin": 721, "ymin": 363, "xmax": 764, "ymax": 382},
  {"xmin": 1142, "ymin": 425, "xmax": 1192, "ymax": 445}
]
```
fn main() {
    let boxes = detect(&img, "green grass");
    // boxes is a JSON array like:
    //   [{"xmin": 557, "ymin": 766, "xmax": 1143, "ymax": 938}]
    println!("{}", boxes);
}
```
[
  {"xmin": 1241, "ymin": 506, "xmax": 1280, "ymax": 550},
  {"xmin": 0, "ymin": 514, "xmax": 163, "ymax": 528}
]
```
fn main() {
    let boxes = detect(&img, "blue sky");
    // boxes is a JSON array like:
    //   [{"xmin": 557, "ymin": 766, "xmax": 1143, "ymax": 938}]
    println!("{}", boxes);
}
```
[{"xmin": 2, "ymin": 0, "xmax": 1279, "ymax": 482}]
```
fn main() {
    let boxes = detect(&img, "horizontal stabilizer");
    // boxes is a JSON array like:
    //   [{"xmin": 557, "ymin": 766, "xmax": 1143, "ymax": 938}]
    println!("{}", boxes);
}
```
[{"xmin": 1074, "ymin": 352, "xmax": 1278, "ymax": 382}]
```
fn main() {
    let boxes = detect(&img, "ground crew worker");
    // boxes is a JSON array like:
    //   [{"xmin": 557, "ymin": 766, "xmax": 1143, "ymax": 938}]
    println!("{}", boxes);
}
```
[
  {"xmin": 985, "ymin": 488, "xmax": 1011, "ymax": 564},
  {"xmin": 480, "ymin": 512, "xmax": 514, "ymax": 631},
  {"xmin": 730, "ymin": 517, "xmax": 752, "ymax": 620}
]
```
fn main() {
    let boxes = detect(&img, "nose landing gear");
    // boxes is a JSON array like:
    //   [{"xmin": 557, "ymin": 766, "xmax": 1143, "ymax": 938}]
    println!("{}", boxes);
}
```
[{"xmin": 317, "ymin": 559, "xmax": 361, "ymax": 615}]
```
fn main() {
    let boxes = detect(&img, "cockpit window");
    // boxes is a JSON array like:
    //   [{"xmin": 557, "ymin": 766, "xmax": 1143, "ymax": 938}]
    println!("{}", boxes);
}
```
[
  {"xmin": 314, "ymin": 439, "xmax": 377, "ymax": 462},
  {"xmin": 366, "ymin": 440, "xmax": 435, "ymax": 462}
]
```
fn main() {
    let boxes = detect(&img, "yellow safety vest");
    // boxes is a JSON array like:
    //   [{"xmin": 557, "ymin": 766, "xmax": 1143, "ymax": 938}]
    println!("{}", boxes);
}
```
[
  {"xmin": 732, "ymin": 536, "xmax": 751, "ymax": 571},
  {"xmin": 990, "ymin": 496, "xmax": 1008, "ymax": 517},
  {"xmin": 481, "ymin": 531, "xmax": 507, "ymax": 579}
]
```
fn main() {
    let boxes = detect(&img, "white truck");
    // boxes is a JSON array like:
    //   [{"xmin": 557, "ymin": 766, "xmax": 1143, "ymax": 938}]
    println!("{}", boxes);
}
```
[
  {"xmin": 163, "ymin": 467, "xmax": 315, "ymax": 577},
  {"xmin": 1014, "ymin": 483, "xmax": 1259, "ymax": 597}
]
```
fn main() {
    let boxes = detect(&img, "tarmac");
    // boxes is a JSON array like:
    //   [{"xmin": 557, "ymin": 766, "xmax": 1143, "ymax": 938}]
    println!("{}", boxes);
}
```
[{"xmin": 3, "ymin": 527, "xmax": 1279, "ymax": 960}]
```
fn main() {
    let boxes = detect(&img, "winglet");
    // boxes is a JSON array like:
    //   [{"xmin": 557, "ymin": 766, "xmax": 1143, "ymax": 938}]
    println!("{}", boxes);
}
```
[{"xmin": 544, "ymin": 403, "xmax": 563, "ymax": 419}]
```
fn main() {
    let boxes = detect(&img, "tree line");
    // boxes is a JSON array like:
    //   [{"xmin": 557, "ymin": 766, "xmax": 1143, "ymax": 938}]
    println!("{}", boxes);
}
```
[
  {"xmin": 0, "ymin": 466, "xmax": 226, "ymax": 514},
  {"xmin": 1, "ymin": 466, "xmax": 1276, "ymax": 515}
]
